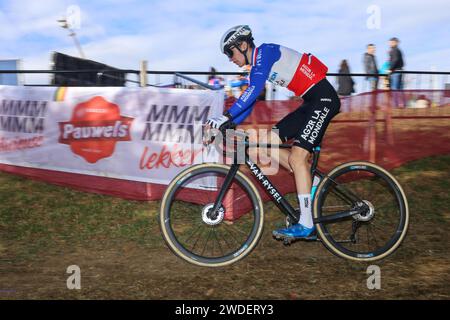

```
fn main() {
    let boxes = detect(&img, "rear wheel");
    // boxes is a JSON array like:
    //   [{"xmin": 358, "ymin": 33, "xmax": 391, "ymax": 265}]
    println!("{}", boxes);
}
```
[
  {"xmin": 314, "ymin": 161, "xmax": 409, "ymax": 261},
  {"xmin": 160, "ymin": 163, "xmax": 264, "ymax": 267}
]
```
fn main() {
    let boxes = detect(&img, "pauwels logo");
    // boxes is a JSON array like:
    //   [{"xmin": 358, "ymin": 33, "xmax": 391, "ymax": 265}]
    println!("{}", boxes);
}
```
[{"xmin": 59, "ymin": 96, "xmax": 134, "ymax": 163}]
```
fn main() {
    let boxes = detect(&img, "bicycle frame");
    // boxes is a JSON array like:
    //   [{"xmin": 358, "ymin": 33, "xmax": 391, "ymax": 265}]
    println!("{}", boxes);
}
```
[{"xmin": 209, "ymin": 134, "xmax": 368, "ymax": 225}]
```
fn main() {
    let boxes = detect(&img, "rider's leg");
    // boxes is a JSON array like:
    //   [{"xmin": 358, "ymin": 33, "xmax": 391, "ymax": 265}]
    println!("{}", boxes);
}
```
[
  {"xmin": 288, "ymin": 146, "xmax": 312, "ymax": 195},
  {"xmin": 249, "ymin": 130, "xmax": 292, "ymax": 174},
  {"xmin": 288, "ymin": 146, "xmax": 314, "ymax": 228},
  {"xmin": 273, "ymin": 79, "xmax": 341, "ymax": 239},
  {"xmin": 272, "ymin": 143, "xmax": 316, "ymax": 240},
  {"xmin": 269, "ymin": 131, "xmax": 292, "ymax": 172}
]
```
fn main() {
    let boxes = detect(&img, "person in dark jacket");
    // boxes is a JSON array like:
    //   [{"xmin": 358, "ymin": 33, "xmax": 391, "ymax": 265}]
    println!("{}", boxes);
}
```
[
  {"xmin": 337, "ymin": 60, "xmax": 355, "ymax": 96},
  {"xmin": 363, "ymin": 44, "xmax": 378, "ymax": 91},
  {"xmin": 388, "ymin": 37, "xmax": 404, "ymax": 90},
  {"xmin": 337, "ymin": 60, "xmax": 355, "ymax": 112}
]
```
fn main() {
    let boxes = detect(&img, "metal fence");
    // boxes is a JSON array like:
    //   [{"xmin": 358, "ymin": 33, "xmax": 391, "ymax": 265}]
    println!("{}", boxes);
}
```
[{"xmin": 0, "ymin": 69, "xmax": 449, "ymax": 97}]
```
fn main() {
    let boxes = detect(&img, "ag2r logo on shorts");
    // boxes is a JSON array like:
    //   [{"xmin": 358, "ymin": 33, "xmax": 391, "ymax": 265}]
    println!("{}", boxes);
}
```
[{"xmin": 300, "ymin": 106, "xmax": 330, "ymax": 145}]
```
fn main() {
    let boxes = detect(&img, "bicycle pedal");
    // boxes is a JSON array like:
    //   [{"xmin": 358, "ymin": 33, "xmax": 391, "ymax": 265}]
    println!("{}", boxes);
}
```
[
  {"xmin": 302, "ymin": 232, "xmax": 319, "ymax": 241},
  {"xmin": 273, "ymin": 233, "xmax": 319, "ymax": 243},
  {"xmin": 272, "ymin": 233, "xmax": 284, "ymax": 241},
  {"xmin": 272, "ymin": 234, "xmax": 297, "ymax": 245}
]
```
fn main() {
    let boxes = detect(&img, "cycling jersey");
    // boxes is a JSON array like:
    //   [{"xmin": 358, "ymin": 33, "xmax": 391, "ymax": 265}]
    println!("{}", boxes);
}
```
[{"xmin": 227, "ymin": 43, "xmax": 328, "ymax": 124}]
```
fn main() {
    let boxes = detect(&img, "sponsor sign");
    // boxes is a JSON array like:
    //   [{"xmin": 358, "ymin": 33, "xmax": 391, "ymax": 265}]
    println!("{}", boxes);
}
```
[{"xmin": 0, "ymin": 85, "xmax": 223, "ymax": 184}]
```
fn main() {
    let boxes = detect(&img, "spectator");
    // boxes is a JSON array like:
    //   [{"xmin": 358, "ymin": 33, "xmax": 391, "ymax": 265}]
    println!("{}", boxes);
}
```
[
  {"xmin": 337, "ymin": 60, "xmax": 355, "ymax": 96},
  {"xmin": 388, "ymin": 37, "xmax": 404, "ymax": 90},
  {"xmin": 336, "ymin": 60, "xmax": 355, "ymax": 112},
  {"xmin": 414, "ymin": 94, "xmax": 430, "ymax": 108},
  {"xmin": 379, "ymin": 57, "xmax": 391, "ymax": 89},
  {"xmin": 363, "ymin": 44, "xmax": 379, "ymax": 91},
  {"xmin": 208, "ymin": 66, "xmax": 225, "ymax": 89},
  {"xmin": 230, "ymin": 65, "xmax": 251, "ymax": 97}
]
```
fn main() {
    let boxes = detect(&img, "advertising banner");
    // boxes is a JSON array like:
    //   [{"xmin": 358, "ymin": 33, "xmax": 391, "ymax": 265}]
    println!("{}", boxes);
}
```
[{"xmin": 0, "ymin": 85, "xmax": 223, "ymax": 185}]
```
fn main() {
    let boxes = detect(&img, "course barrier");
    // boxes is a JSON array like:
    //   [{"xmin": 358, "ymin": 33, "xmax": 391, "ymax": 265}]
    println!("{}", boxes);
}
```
[{"xmin": 0, "ymin": 70, "xmax": 449, "ymax": 213}]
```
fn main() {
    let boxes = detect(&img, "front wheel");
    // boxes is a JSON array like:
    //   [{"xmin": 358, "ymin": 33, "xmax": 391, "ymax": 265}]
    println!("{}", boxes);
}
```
[
  {"xmin": 314, "ymin": 161, "xmax": 409, "ymax": 261},
  {"xmin": 160, "ymin": 163, "xmax": 264, "ymax": 267}
]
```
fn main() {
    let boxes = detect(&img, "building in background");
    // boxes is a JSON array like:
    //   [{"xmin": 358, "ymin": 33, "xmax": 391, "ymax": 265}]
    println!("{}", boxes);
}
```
[{"xmin": 0, "ymin": 59, "xmax": 22, "ymax": 85}]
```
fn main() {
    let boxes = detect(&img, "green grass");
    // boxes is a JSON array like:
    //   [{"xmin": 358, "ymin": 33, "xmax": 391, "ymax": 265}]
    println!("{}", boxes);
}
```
[
  {"xmin": 0, "ymin": 174, "xmax": 161, "ymax": 260},
  {"xmin": 394, "ymin": 155, "xmax": 450, "ymax": 224}
]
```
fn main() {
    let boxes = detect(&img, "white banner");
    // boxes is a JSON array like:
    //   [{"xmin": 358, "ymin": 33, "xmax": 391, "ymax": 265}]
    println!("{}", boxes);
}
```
[{"xmin": 0, "ymin": 85, "xmax": 223, "ymax": 184}]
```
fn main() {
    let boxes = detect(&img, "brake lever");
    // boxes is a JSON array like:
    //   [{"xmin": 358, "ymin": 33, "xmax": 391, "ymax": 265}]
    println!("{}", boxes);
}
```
[
  {"xmin": 203, "ymin": 122, "xmax": 237, "ymax": 150},
  {"xmin": 203, "ymin": 127, "xmax": 219, "ymax": 147}
]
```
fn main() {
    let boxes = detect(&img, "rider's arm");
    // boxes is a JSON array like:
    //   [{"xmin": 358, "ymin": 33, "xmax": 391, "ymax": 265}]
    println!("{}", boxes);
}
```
[
  {"xmin": 227, "ymin": 66, "xmax": 270, "ymax": 125},
  {"xmin": 226, "ymin": 44, "xmax": 280, "ymax": 125},
  {"xmin": 229, "ymin": 100, "xmax": 256, "ymax": 124}
]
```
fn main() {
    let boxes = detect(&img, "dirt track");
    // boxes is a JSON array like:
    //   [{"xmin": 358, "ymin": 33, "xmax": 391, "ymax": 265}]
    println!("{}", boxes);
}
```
[
  {"xmin": 1, "ymin": 220, "xmax": 449, "ymax": 300},
  {"xmin": 2, "ymin": 227, "xmax": 448, "ymax": 300},
  {"xmin": 1, "ymin": 156, "xmax": 449, "ymax": 300}
]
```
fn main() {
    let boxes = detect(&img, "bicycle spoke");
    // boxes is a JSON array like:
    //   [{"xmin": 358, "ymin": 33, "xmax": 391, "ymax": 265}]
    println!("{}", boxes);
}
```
[
  {"xmin": 201, "ymin": 227, "xmax": 213, "ymax": 257},
  {"xmin": 369, "ymin": 221, "xmax": 384, "ymax": 231},
  {"xmin": 328, "ymin": 179, "xmax": 365, "ymax": 204},
  {"xmin": 224, "ymin": 220, "xmax": 252, "ymax": 238},
  {"xmin": 367, "ymin": 224, "xmax": 379, "ymax": 248},
  {"xmin": 371, "ymin": 219, "xmax": 398, "ymax": 230},
  {"xmin": 328, "ymin": 186, "xmax": 357, "ymax": 206},
  {"xmin": 375, "ymin": 203, "xmax": 399, "ymax": 213},
  {"xmin": 211, "ymin": 228, "xmax": 216, "ymax": 257},
  {"xmin": 190, "ymin": 227, "xmax": 206, "ymax": 253},
  {"xmin": 219, "ymin": 227, "xmax": 234, "ymax": 250},
  {"xmin": 365, "ymin": 224, "xmax": 371, "ymax": 251},
  {"xmin": 212, "ymin": 227, "xmax": 225, "ymax": 257},
  {"xmin": 183, "ymin": 223, "xmax": 203, "ymax": 245},
  {"xmin": 222, "ymin": 222, "xmax": 242, "ymax": 245}
]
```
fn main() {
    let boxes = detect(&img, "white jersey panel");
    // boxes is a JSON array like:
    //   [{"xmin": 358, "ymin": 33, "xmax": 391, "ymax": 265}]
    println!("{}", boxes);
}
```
[{"xmin": 267, "ymin": 46, "xmax": 301, "ymax": 88}]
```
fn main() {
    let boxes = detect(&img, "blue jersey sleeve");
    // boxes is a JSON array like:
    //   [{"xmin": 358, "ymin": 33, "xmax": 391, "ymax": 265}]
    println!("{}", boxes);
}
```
[
  {"xmin": 231, "ymin": 100, "xmax": 255, "ymax": 124},
  {"xmin": 227, "ymin": 44, "xmax": 281, "ymax": 124}
]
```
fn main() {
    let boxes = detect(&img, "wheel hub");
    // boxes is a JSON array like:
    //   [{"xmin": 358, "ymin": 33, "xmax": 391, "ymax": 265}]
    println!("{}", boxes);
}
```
[
  {"xmin": 352, "ymin": 200, "xmax": 375, "ymax": 222},
  {"xmin": 202, "ymin": 204, "xmax": 225, "ymax": 226}
]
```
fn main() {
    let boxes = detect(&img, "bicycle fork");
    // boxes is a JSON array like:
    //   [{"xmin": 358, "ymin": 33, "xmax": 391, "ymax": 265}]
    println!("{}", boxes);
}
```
[{"xmin": 209, "ymin": 163, "xmax": 240, "ymax": 219}]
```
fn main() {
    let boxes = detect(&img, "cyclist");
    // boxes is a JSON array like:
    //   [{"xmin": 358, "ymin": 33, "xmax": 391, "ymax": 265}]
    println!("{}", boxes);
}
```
[{"xmin": 206, "ymin": 25, "xmax": 341, "ymax": 240}]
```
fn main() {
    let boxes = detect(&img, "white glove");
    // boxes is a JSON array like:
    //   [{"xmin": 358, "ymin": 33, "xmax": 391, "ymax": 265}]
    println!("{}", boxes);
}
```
[{"xmin": 205, "ymin": 115, "xmax": 230, "ymax": 129}]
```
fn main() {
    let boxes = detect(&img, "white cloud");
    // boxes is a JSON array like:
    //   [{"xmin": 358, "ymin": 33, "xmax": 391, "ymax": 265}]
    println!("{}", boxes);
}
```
[{"xmin": 1, "ymin": 0, "xmax": 449, "ymax": 88}]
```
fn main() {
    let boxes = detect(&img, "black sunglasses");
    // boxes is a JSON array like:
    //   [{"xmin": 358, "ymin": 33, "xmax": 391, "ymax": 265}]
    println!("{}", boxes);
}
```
[{"xmin": 224, "ymin": 46, "xmax": 235, "ymax": 59}]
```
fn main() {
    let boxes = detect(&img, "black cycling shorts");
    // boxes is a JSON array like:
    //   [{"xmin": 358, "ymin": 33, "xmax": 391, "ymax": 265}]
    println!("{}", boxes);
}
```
[{"xmin": 272, "ymin": 78, "xmax": 341, "ymax": 152}]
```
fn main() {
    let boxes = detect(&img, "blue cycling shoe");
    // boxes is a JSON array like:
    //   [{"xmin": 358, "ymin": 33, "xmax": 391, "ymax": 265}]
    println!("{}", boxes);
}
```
[{"xmin": 272, "ymin": 223, "xmax": 316, "ymax": 240}]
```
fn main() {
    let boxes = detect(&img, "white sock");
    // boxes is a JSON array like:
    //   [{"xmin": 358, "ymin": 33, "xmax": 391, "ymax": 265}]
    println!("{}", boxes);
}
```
[{"xmin": 298, "ymin": 194, "xmax": 313, "ymax": 228}]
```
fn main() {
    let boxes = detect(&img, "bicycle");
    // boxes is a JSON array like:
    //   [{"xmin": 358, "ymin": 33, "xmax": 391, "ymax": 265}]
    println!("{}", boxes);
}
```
[{"xmin": 159, "ymin": 128, "xmax": 409, "ymax": 267}]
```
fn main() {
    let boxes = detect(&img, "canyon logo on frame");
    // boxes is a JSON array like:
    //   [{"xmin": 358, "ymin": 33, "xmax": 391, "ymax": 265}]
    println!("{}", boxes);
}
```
[{"xmin": 58, "ymin": 96, "xmax": 134, "ymax": 163}]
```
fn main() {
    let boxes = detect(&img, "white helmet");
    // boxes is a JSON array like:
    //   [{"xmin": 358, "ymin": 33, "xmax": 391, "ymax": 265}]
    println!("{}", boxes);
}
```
[{"xmin": 220, "ymin": 25, "xmax": 253, "ymax": 58}]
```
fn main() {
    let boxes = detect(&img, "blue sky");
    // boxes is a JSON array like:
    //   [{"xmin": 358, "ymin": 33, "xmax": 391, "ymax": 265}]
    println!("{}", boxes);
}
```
[{"xmin": 0, "ymin": 0, "xmax": 449, "ymax": 87}]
